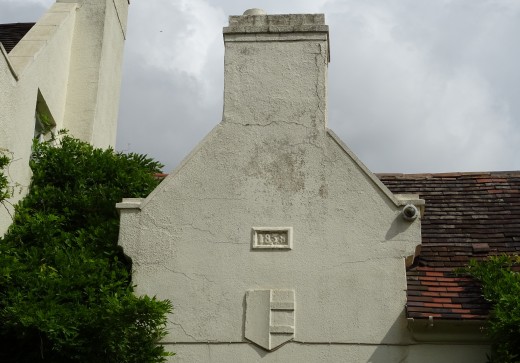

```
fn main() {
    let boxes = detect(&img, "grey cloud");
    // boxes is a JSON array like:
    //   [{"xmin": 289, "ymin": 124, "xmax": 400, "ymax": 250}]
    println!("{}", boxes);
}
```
[
  {"xmin": 0, "ymin": 1, "xmax": 47, "ymax": 23},
  {"xmin": 2, "ymin": 0, "xmax": 519, "ymax": 173},
  {"xmin": 324, "ymin": 1, "xmax": 520, "ymax": 172},
  {"xmin": 117, "ymin": 50, "xmax": 220, "ymax": 172}
]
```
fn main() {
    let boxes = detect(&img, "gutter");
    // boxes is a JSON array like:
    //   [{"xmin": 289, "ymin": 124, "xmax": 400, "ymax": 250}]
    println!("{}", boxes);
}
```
[{"xmin": 407, "ymin": 317, "xmax": 489, "ymax": 343}]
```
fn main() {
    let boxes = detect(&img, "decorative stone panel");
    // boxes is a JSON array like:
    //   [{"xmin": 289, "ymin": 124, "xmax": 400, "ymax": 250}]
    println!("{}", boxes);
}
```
[{"xmin": 245, "ymin": 289, "xmax": 295, "ymax": 350}]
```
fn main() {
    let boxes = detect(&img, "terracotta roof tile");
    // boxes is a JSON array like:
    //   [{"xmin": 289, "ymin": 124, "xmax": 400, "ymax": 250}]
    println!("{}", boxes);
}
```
[
  {"xmin": 379, "ymin": 171, "xmax": 520, "ymax": 320},
  {"xmin": 0, "ymin": 23, "xmax": 35, "ymax": 53}
]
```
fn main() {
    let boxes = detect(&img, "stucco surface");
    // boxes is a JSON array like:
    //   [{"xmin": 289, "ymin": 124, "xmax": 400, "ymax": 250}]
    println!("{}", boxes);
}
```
[
  {"xmin": 165, "ymin": 342, "xmax": 489, "ymax": 363},
  {"xmin": 223, "ymin": 35, "xmax": 328, "ymax": 129},
  {"xmin": 61, "ymin": 0, "xmax": 128, "ymax": 148},
  {"xmin": 0, "ymin": 2, "xmax": 76, "ymax": 234},
  {"xmin": 116, "ymin": 12, "xmax": 449, "ymax": 362},
  {"xmin": 117, "ymin": 11, "xmax": 491, "ymax": 362},
  {"xmin": 0, "ymin": 0, "xmax": 128, "ymax": 234},
  {"xmin": 121, "ymin": 122, "xmax": 420, "ymax": 345}
]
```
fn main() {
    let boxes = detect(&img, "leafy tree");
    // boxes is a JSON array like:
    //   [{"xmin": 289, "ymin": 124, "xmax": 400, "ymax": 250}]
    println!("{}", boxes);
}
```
[
  {"xmin": 0, "ymin": 135, "xmax": 172, "ymax": 362},
  {"xmin": 0, "ymin": 149, "xmax": 11, "ymax": 204},
  {"xmin": 463, "ymin": 255, "xmax": 520, "ymax": 363}
]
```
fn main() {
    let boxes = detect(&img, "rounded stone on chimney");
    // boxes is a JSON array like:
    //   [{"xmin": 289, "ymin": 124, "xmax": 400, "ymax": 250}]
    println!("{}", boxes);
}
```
[{"xmin": 243, "ymin": 8, "xmax": 266, "ymax": 16}]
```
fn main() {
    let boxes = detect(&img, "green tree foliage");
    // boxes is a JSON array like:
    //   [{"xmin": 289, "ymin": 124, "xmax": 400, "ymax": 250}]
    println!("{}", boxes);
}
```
[
  {"xmin": 0, "ymin": 149, "xmax": 11, "ymax": 203},
  {"xmin": 0, "ymin": 135, "xmax": 172, "ymax": 362},
  {"xmin": 464, "ymin": 255, "xmax": 520, "ymax": 363}
]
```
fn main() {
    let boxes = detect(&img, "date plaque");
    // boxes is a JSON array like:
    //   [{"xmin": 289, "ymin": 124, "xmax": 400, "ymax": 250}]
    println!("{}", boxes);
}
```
[{"xmin": 252, "ymin": 227, "xmax": 293, "ymax": 250}]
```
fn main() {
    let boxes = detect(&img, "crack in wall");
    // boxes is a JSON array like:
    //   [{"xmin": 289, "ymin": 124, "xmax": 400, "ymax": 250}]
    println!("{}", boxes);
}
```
[
  {"xmin": 170, "ymin": 321, "xmax": 200, "ymax": 342},
  {"xmin": 167, "ymin": 197, "xmax": 247, "ymax": 201},
  {"xmin": 162, "ymin": 266, "xmax": 195, "ymax": 281},
  {"xmin": 162, "ymin": 266, "xmax": 216, "ymax": 284},
  {"xmin": 208, "ymin": 240, "xmax": 245, "ymax": 245},
  {"xmin": 142, "ymin": 212, "xmax": 174, "ymax": 232},
  {"xmin": 325, "ymin": 256, "xmax": 400, "ymax": 270},
  {"xmin": 225, "ymin": 119, "xmax": 312, "ymax": 129},
  {"xmin": 314, "ymin": 42, "xmax": 326, "ymax": 126},
  {"xmin": 183, "ymin": 224, "xmax": 216, "ymax": 237},
  {"xmin": 191, "ymin": 272, "xmax": 216, "ymax": 284}
]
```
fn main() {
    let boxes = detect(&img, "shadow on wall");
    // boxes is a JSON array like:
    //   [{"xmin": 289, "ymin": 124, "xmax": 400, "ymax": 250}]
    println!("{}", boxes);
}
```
[
  {"xmin": 241, "ymin": 309, "xmax": 413, "ymax": 361},
  {"xmin": 385, "ymin": 211, "xmax": 414, "ymax": 241},
  {"xmin": 366, "ymin": 309, "xmax": 410, "ymax": 363},
  {"xmin": 368, "ymin": 312, "xmax": 489, "ymax": 363}
]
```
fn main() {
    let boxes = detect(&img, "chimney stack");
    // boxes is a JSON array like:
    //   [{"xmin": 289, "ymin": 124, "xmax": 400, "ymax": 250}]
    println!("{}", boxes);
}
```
[
  {"xmin": 59, "ymin": 0, "xmax": 129, "ymax": 148},
  {"xmin": 222, "ymin": 10, "xmax": 329, "ymax": 129}
]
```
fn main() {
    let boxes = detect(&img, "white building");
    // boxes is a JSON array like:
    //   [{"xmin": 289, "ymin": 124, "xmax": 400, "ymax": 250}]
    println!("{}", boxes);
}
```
[
  {"xmin": 117, "ymin": 10, "xmax": 490, "ymax": 362},
  {"xmin": 0, "ymin": 0, "xmax": 129, "ymax": 234}
]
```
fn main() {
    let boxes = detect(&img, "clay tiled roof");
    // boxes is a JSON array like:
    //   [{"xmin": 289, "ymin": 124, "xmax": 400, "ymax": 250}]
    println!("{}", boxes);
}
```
[
  {"xmin": 0, "ymin": 23, "xmax": 35, "ymax": 53},
  {"xmin": 379, "ymin": 171, "xmax": 520, "ymax": 320}
]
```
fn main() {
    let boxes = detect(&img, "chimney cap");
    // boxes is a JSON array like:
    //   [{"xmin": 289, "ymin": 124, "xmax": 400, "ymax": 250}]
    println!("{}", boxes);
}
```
[
  {"xmin": 243, "ymin": 8, "xmax": 266, "ymax": 16},
  {"xmin": 224, "ymin": 14, "xmax": 328, "ymax": 35}
]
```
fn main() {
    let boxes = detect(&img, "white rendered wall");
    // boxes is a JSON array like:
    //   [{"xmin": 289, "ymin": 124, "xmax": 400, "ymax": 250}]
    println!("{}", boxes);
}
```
[
  {"xmin": 60, "ymin": 0, "xmax": 129, "ymax": 148},
  {"xmin": 166, "ymin": 343, "xmax": 489, "ymax": 363},
  {"xmin": 0, "ymin": 0, "xmax": 128, "ymax": 234},
  {"xmin": 119, "ymin": 124, "xmax": 421, "ymax": 344},
  {"xmin": 115, "ymin": 12, "xmax": 487, "ymax": 362},
  {"xmin": 0, "ymin": 3, "xmax": 77, "ymax": 234}
]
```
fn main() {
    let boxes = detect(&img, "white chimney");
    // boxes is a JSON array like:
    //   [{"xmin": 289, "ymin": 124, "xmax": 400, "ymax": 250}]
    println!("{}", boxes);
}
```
[{"xmin": 60, "ymin": 0, "xmax": 129, "ymax": 148}]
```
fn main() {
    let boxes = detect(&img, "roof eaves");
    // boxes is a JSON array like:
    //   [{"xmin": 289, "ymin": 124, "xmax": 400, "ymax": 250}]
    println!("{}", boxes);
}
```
[{"xmin": 0, "ymin": 22, "xmax": 35, "ymax": 53}]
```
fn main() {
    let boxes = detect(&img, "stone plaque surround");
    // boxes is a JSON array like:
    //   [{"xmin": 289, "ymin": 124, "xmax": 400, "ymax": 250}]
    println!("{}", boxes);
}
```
[{"xmin": 252, "ymin": 227, "xmax": 293, "ymax": 249}]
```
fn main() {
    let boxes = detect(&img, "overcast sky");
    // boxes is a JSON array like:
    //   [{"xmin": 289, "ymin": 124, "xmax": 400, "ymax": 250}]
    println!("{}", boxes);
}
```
[{"xmin": 2, "ymin": 0, "xmax": 519, "ymax": 173}]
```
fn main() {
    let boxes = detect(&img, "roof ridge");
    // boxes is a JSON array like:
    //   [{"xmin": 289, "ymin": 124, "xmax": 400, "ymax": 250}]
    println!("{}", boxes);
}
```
[
  {"xmin": 377, "ymin": 170, "xmax": 520, "ymax": 178},
  {"xmin": 0, "ymin": 22, "xmax": 36, "ymax": 26}
]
